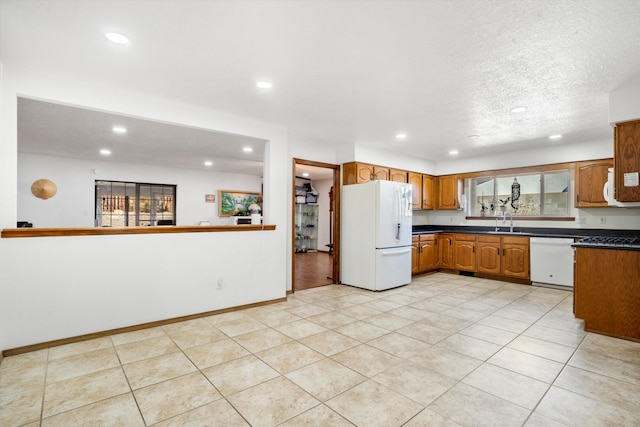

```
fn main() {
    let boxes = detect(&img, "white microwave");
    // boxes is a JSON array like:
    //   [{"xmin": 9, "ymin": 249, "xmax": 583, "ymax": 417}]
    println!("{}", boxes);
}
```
[{"xmin": 603, "ymin": 168, "xmax": 640, "ymax": 208}]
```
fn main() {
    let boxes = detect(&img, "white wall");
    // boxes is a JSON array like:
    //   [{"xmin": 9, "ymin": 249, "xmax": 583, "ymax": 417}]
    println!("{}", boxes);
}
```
[
  {"xmin": 435, "ymin": 139, "xmax": 613, "ymax": 175},
  {"xmin": 0, "ymin": 230, "xmax": 281, "ymax": 349},
  {"xmin": 0, "ymin": 64, "xmax": 289, "ymax": 352},
  {"xmin": 338, "ymin": 143, "xmax": 437, "ymax": 175},
  {"xmin": 609, "ymin": 82, "xmax": 640, "ymax": 125},
  {"xmin": 18, "ymin": 153, "xmax": 262, "ymax": 228}
]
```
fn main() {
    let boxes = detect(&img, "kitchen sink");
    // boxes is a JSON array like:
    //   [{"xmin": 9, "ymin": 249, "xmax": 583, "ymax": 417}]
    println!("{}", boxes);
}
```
[{"xmin": 486, "ymin": 231, "xmax": 529, "ymax": 235}]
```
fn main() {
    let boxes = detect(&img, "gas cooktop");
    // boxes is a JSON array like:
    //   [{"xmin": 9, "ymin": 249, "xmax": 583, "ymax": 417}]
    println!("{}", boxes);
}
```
[{"xmin": 577, "ymin": 236, "xmax": 640, "ymax": 248}]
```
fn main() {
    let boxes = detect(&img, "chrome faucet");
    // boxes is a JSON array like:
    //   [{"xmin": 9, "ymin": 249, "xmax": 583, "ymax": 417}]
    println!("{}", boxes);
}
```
[{"xmin": 503, "ymin": 211, "xmax": 514, "ymax": 232}]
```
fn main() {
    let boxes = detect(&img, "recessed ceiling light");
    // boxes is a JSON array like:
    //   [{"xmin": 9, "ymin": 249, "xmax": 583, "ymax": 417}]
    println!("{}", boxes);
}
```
[
  {"xmin": 204, "ymin": 161, "xmax": 213, "ymax": 166},
  {"xmin": 105, "ymin": 32, "xmax": 129, "ymax": 45},
  {"xmin": 549, "ymin": 134, "xmax": 563, "ymax": 140},
  {"xmin": 302, "ymin": 172, "xmax": 310, "ymax": 177},
  {"xmin": 449, "ymin": 149, "xmax": 459, "ymax": 155},
  {"xmin": 256, "ymin": 81, "xmax": 273, "ymax": 89},
  {"xmin": 467, "ymin": 135, "xmax": 479, "ymax": 139},
  {"xmin": 395, "ymin": 133, "xmax": 407, "ymax": 140},
  {"xmin": 100, "ymin": 149, "xmax": 111, "ymax": 156},
  {"xmin": 511, "ymin": 106, "xmax": 527, "ymax": 113},
  {"xmin": 112, "ymin": 126, "xmax": 127, "ymax": 134},
  {"xmin": 243, "ymin": 147, "xmax": 253, "ymax": 152}
]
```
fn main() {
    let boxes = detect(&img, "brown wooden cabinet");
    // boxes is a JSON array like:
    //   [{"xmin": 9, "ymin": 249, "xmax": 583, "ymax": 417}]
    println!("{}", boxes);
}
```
[
  {"xmin": 438, "ymin": 233, "xmax": 454, "ymax": 268},
  {"xmin": 407, "ymin": 172, "xmax": 435, "ymax": 210},
  {"xmin": 614, "ymin": 120, "xmax": 640, "ymax": 202},
  {"xmin": 477, "ymin": 235, "xmax": 501, "ymax": 275},
  {"xmin": 342, "ymin": 162, "xmax": 391, "ymax": 184},
  {"xmin": 437, "ymin": 175, "xmax": 459, "ymax": 210},
  {"xmin": 422, "ymin": 175, "xmax": 435, "ymax": 210},
  {"xmin": 390, "ymin": 169, "xmax": 407, "ymax": 183},
  {"xmin": 373, "ymin": 166, "xmax": 389, "ymax": 181},
  {"xmin": 476, "ymin": 235, "xmax": 529, "ymax": 279},
  {"xmin": 411, "ymin": 236, "xmax": 420, "ymax": 275},
  {"xmin": 419, "ymin": 234, "xmax": 437, "ymax": 272},
  {"xmin": 574, "ymin": 247, "xmax": 640, "ymax": 341},
  {"xmin": 575, "ymin": 159, "xmax": 613, "ymax": 207},
  {"xmin": 408, "ymin": 172, "xmax": 423, "ymax": 210},
  {"xmin": 453, "ymin": 234, "xmax": 476, "ymax": 271},
  {"xmin": 412, "ymin": 234, "xmax": 437, "ymax": 275},
  {"xmin": 501, "ymin": 236, "xmax": 530, "ymax": 279}
]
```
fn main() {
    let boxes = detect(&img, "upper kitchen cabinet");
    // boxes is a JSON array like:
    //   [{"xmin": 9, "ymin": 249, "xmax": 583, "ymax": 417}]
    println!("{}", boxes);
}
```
[
  {"xmin": 408, "ymin": 173, "xmax": 435, "ymax": 210},
  {"xmin": 437, "ymin": 175, "xmax": 459, "ymax": 210},
  {"xmin": 342, "ymin": 162, "xmax": 389, "ymax": 184},
  {"xmin": 408, "ymin": 172, "xmax": 423, "ymax": 209},
  {"xmin": 614, "ymin": 120, "xmax": 640, "ymax": 202},
  {"xmin": 422, "ymin": 175, "xmax": 435, "ymax": 209},
  {"xmin": 390, "ymin": 169, "xmax": 408, "ymax": 183},
  {"xmin": 575, "ymin": 159, "xmax": 613, "ymax": 207}
]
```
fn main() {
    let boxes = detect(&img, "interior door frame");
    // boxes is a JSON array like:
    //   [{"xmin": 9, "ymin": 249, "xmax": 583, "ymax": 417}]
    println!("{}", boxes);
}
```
[{"xmin": 292, "ymin": 158, "xmax": 341, "ymax": 293}]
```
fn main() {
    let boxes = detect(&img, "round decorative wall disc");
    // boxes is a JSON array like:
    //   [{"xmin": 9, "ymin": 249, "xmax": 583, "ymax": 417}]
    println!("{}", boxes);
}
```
[{"xmin": 31, "ymin": 179, "xmax": 57, "ymax": 199}]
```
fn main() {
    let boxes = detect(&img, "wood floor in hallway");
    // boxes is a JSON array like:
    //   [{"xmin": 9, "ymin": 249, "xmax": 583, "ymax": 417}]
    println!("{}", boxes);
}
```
[{"xmin": 294, "ymin": 251, "xmax": 334, "ymax": 291}]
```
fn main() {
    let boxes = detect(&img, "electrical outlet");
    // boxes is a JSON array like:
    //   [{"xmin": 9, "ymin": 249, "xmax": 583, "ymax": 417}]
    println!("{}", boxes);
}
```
[{"xmin": 599, "ymin": 217, "xmax": 606, "ymax": 225}]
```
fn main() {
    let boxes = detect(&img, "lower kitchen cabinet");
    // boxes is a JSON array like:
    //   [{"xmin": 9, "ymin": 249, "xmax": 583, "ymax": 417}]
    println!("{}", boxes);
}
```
[
  {"xmin": 438, "ymin": 233, "xmax": 454, "ymax": 268},
  {"xmin": 413, "ymin": 232, "xmax": 530, "ymax": 281},
  {"xmin": 453, "ymin": 234, "xmax": 476, "ymax": 271},
  {"xmin": 502, "ymin": 236, "xmax": 530, "ymax": 279},
  {"xmin": 477, "ymin": 235, "xmax": 501, "ymax": 275},
  {"xmin": 412, "ymin": 234, "xmax": 437, "ymax": 275},
  {"xmin": 574, "ymin": 247, "xmax": 640, "ymax": 341},
  {"xmin": 477, "ymin": 235, "xmax": 530, "ymax": 279},
  {"xmin": 411, "ymin": 237, "xmax": 420, "ymax": 274}
]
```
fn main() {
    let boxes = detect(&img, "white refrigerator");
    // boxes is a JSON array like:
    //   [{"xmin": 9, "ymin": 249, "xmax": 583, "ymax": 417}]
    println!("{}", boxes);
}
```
[{"xmin": 341, "ymin": 180, "xmax": 413, "ymax": 291}]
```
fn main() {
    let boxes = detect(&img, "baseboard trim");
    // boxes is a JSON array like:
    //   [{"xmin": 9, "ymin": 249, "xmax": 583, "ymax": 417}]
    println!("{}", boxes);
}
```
[{"xmin": 2, "ymin": 296, "xmax": 287, "ymax": 357}]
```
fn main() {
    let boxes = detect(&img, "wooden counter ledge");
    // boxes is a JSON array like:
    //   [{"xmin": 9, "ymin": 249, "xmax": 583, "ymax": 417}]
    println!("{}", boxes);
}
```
[{"xmin": 1, "ymin": 224, "xmax": 276, "ymax": 238}]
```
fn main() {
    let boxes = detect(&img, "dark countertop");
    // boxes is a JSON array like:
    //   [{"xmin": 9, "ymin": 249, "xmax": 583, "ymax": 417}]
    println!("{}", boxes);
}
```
[{"xmin": 412, "ymin": 225, "xmax": 640, "ymax": 240}]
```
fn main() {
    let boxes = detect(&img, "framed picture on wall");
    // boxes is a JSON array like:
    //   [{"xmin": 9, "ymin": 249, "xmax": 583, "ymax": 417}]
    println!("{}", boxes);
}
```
[{"xmin": 218, "ymin": 190, "xmax": 261, "ymax": 217}]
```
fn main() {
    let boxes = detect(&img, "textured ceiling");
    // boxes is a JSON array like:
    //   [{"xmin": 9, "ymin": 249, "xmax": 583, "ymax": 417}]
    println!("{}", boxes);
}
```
[{"xmin": 4, "ymin": 0, "xmax": 640, "ymax": 170}]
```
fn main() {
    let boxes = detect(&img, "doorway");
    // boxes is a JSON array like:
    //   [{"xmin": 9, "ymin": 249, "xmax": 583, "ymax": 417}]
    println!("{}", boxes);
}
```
[{"xmin": 292, "ymin": 159, "xmax": 340, "ymax": 292}]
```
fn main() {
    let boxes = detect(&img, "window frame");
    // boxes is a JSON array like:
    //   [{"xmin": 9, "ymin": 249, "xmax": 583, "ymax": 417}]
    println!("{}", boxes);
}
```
[
  {"xmin": 464, "ymin": 165, "xmax": 573, "ymax": 220},
  {"xmin": 95, "ymin": 180, "xmax": 177, "ymax": 227}
]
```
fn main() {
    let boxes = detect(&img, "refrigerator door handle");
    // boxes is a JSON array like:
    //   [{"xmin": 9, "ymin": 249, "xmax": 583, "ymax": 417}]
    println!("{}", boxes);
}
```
[{"xmin": 380, "ymin": 248, "xmax": 412, "ymax": 256}]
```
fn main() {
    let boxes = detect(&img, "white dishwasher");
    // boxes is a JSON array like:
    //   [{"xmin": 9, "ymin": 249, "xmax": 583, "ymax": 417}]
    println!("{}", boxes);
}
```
[{"xmin": 530, "ymin": 237, "xmax": 575, "ymax": 290}]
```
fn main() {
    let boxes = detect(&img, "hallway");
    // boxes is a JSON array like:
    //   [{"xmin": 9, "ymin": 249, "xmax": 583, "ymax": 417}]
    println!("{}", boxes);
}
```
[{"xmin": 294, "ymin": 252, "xmax": 334, "ymax": 291}]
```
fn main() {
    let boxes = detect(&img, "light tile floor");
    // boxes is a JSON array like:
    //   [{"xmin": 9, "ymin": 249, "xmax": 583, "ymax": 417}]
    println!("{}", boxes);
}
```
[{"xmin": 2, "ymin": 272, "xmax": 640, "ymax": 426}]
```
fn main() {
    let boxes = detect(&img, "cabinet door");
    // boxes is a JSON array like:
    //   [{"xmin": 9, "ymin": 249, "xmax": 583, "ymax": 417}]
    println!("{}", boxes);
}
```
[
  {"xmin": 502, "ymin": 241, "xmax": 530, "ymax": 279},
  {"xmin": 438, "ymin": 234, "xmax": 454, "ymax": 268},
  {"xmin": 419, "ymin": 235, "xmax": 437, "ymax": 271},
  {"xmin": 422, "ymin": 175, "xmax": 435, "ymax": 210},
  {"xmin": 453, "ymin": 235, "xmax": 476, "ymax": 271},
  {"xmin": 575, "ymin": 159, "xmax": 613, "ymax": 207},
  {"xmin": 373, "ymin": 166, "xmax": 389, "ymax": 181},
  {"xmin": 438, "ymin": 175, "xmax": 458, "ymax": 210},
  {"xmin": 356, "ymin": 163, "xmax": 375, "ymax": 183},
  {"xmin": 390, "ymin": 169, "xmax": 407, "ymax": 183},
  {"xmin": 476, "ymin": 235, "xmax": 501, "ymax": 275},
  {"xmin": 614, "ymin": 121, "xmax": 640, "ymax": 202},
  {"xmin": 411, "ymin": 238, "xmax": 420, "ymax": 275},
  {"xmin": 408, "ymin": 172, "xmax": 423, "ymax": 210}
]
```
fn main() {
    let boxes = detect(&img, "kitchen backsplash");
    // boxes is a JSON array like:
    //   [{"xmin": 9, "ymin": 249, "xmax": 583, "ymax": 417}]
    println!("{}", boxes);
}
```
[{"xmin": 414, "ymin": 208, "xmax": 640, "ymax": 230}]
